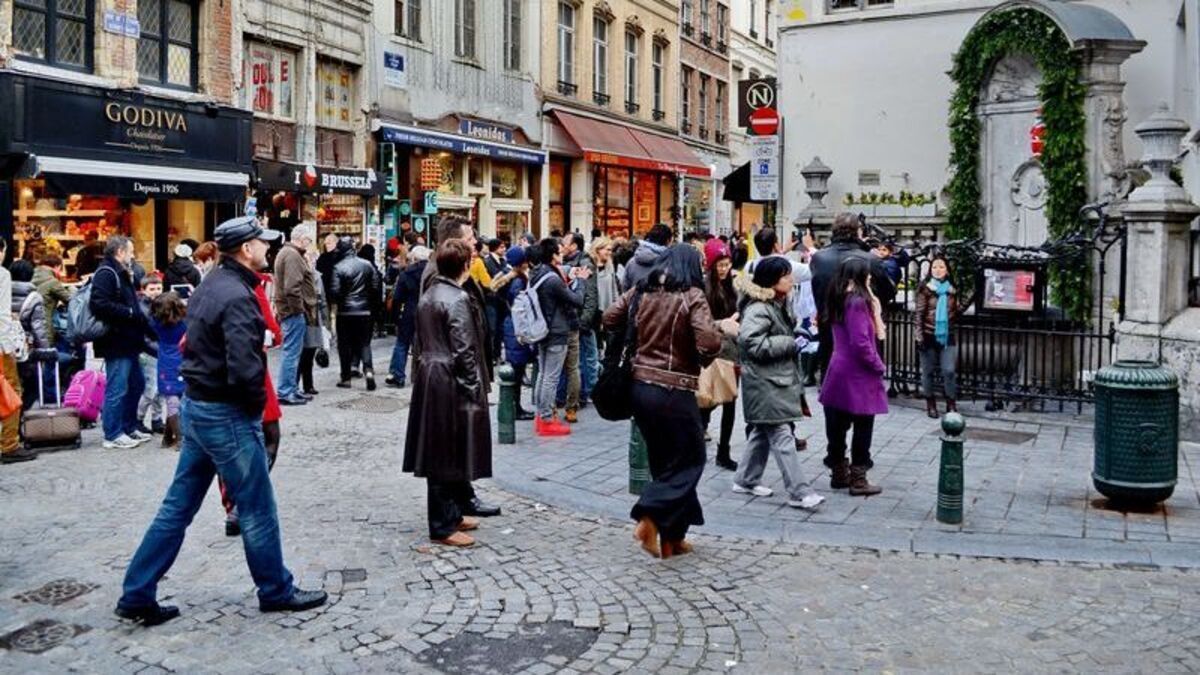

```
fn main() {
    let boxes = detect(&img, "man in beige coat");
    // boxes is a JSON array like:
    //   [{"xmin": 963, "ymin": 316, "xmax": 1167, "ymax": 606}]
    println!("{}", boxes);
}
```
[{"xmin": 273, "ymin": 223, "xmax": 318, "ymax": 406}]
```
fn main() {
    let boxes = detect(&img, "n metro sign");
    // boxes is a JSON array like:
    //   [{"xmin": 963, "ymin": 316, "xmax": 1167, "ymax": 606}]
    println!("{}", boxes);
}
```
[{"xmin": 737, "ymin": 78, "xmax": 778, "ymax": 128}]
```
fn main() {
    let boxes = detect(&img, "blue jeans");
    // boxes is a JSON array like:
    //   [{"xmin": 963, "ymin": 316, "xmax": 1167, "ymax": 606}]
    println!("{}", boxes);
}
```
[
  {"xmin": 389, "ymin": 335, "xmax": 411, "ymax": 383},
  {"xmin": 118, "ymin": 397, "xmax": 295, "ymax": 609},
  {"xmin": 103, "ymin": 356, "xmax": 145, "ymax": 441},
  {"xmin": 579, "ymin": 330, "xmax": 598, "ymax": 401},
  {"xmin": 276, "ymin": 315, "xmax": 307, "ymax": 401}
]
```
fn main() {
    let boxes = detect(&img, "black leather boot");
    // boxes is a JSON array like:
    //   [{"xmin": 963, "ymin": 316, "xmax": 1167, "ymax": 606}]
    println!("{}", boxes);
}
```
[
  {"xmin": 715, "ymin": 445, "xmax": 738, "ymax": 471},
  {"xmin": 926, "ymin": 398, "xmax": 939, "ymax": 419}
]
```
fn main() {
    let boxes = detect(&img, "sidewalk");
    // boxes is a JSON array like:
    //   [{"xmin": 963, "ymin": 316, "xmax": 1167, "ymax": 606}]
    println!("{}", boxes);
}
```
[{"xmin": 492, "ymin": 390, "xmax": 1200, "ymax": 569}]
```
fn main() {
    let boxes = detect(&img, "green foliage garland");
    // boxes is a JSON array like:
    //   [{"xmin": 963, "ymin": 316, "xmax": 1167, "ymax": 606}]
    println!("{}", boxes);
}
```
[{"xmin": 946, "ymin": 8, "xmax": 1090, "ymax": 320}]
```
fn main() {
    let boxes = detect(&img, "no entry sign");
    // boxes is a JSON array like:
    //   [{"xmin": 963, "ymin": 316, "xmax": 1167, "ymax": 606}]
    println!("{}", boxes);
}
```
[{"xmin": 749, "ymin": 107, "xmax": 780, "ymax": 136}]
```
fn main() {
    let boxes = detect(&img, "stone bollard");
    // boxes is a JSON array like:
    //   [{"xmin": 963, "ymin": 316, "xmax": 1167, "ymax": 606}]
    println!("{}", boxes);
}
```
[
  {"xmin": 629, "ymin": 421, "xmax": 649, "ymax": 495},
  {"xmin": 497, "ymin": 364, "xmax": 516, "ymax": 445},
  {"xmin": 937, "ymin": 412, "xmax": 966, "ymax": 525}
]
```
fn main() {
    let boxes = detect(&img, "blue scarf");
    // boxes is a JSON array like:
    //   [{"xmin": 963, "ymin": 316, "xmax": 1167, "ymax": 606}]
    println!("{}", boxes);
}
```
[{"xmin": 932, "ymin": 279, "xmax": 952, "ymax": 347}]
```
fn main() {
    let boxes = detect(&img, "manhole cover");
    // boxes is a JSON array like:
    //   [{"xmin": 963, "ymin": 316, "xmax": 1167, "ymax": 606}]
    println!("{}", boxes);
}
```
[
  {"xmin": 414, "ymin": 622, "xmax": 597, "ymax": 674},
  {"xmin": 0, "ymin": 620, "xmax": 89, "ymax": 654},
  {"xmin": 335, "ymin": 395, "xmax": 407, "ymax": 414},
  {"xmin": 14, "ymin": 579, "xmax": 99, "ymax": 606},
  {"xmin": 930, "ymin": 426, "xmax": 1036, "ymax": 445}
]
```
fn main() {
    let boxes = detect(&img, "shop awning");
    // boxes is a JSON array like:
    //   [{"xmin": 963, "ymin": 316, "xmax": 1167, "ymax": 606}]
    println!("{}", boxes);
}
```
[
  {"xmin": 552, "ymin": 111, "xmax": 711, "ymax": 178},
  {"xmin": 27, "ymin": 155, "xmax": 250, "ymax": 201},
  {"xmin": 375, "ymin": 122, "xmax": 546, "ymax": 165},
  {"xmin": 721, "ymin": 162, "xmax": 764, "ymax": 203}
]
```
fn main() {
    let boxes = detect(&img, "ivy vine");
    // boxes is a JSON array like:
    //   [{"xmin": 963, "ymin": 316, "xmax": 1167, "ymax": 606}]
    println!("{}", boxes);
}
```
[{"xmin": 946, "ymin": 8, "xmax": 1091, "ymax": 320}]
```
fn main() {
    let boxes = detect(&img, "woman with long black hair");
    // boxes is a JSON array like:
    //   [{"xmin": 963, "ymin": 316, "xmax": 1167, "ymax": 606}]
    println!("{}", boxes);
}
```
[
  {"xmin": 914, "ymin": 254, "xmax": 960, "ymax": 418},
  {"xmin": 700, "ymin": 239, "xmax": 740, "ymax": 471},
  {"xmin": 602, "ymin": 244, "xmax": 739, "ymax": 559},
  {"xmin": 819, "ymin": 257, "xmax": 887, "ymax": 496}
]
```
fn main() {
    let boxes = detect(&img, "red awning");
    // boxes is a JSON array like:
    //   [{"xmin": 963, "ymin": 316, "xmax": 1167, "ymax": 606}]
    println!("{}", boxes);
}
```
[{"xmin": 552, "ymin": 110, "xmax": 711, "ymax": 178}]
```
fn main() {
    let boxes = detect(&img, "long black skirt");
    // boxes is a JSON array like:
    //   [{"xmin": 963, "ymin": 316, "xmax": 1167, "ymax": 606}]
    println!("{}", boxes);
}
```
[{"xmin": 630, "ymin": 381, "xmax": 706, "ymax": 541}]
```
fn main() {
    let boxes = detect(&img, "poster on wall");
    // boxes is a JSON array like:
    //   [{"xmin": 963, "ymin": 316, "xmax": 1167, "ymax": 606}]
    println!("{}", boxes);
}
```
[
  {"xmin": 316, "ymin": 61, "xmax": 353, "ymax": 127},
  {"xmin": 246, "ymin": 44, "xmax": 293, "ymax": 117}
]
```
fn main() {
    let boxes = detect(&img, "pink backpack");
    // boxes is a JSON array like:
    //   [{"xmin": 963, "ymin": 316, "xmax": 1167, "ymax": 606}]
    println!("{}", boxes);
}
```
[{"xmin": 64, "ymin": 369, "xmax": 106, "ymax": 423}]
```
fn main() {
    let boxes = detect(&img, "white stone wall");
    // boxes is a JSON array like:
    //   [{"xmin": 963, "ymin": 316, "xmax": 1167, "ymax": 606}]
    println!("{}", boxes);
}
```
[{"xmin": 776, "ymin": 0, "xmax": 1200, "ymax": 224}]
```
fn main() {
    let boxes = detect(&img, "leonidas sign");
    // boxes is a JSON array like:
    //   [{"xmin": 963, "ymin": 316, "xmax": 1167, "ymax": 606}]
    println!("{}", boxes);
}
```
[{"xmin": 256, "ymin": 161, "xmax": 386, "ymax": 196}]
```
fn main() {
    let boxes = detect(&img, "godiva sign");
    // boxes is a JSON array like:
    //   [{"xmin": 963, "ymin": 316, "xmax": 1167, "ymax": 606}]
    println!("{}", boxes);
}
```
[{"xmin": 0, "ymin": 71, "xmax": 252, "ymax": 171}]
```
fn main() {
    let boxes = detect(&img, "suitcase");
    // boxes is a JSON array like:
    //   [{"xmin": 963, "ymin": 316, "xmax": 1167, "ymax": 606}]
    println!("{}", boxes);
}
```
[
  {"xmin": 22, "ymin": 361, "xmax": 82, "ymax": 450},
  {"xmin": 64, "ymin": 368, "xmax": 105, "ymax": 423}
]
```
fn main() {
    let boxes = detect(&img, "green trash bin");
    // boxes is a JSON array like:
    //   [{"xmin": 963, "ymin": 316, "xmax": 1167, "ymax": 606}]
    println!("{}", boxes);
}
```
[{"xmin": 1093, "ymin": 360, "xmax": 1179, "ymax": 505}]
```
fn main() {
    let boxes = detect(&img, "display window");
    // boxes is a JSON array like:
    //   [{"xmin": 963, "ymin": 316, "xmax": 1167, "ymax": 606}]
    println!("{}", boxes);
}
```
[
  {"xmin": 491, "ymin": 162, "xmax": 522, "ymax": 199},
  {"xmin": 683, "ymin": 177, "xmax": 712, "ymax": 233},
  {"xmin": 496, "ymin": 211, "xmax": 528, "ymax": 241},
  {"xmin": 304, "ymin": 194, "xmax": 365, "ymax": 238},
  {"xmin": 591, "ymin": 165, "xmax": 678, "ymax": 238},
  {"xmin": 548, "ymin": 160, "xmax": 570, "ymax": 232},
  {"xmin": 12, "ymin": 179, "xmax": 124, "ymax": 276}
]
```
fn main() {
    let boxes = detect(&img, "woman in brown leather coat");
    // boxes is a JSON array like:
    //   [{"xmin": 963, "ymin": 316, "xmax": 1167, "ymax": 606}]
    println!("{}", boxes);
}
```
[
  {"xmin": 603, "ymin": 244, "xmax": 739, "ymax": 559},
  {"xmin": 914, "ymin": 255, "xmax": 961, "ymax": 418},
  {"xmin": 403, "ymin": 239, "xmax": 492, "ymax": 547}
]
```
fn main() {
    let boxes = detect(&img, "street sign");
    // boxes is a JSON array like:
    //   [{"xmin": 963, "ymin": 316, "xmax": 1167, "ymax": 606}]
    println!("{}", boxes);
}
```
[
  {"xmin": 748, "ymin": 135, "xmax": 779, "ymax": 202},
  {"xmin": 751, "ymin": 176, "xmax": 779, "ymax": 201},
  {"xmin": 423, "ymin": 190, "xmax": 439, "ymax": 215},
  {"xmin": 737, "ymin": 78, "xmax": 778, "ymax": 127},
  {"xmin": 749, "ymin": 107, "xmax": 780, "ymax": 136}
]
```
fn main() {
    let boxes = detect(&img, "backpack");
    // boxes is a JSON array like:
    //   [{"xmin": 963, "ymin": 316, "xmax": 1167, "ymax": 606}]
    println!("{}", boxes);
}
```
[
  {"xmin": 511, "ymin": 273, "xmax": 554, "ymax": 345},
  {"xmin": 66, "ymin": 268, "xmax": 115, "ymax": 345}
]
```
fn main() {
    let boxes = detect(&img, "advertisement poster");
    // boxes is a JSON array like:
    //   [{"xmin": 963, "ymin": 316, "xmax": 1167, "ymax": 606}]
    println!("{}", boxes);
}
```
[
  {"xmin": 316, "ymin": 62, "xmax": 353, "ymax": 127},
  {"xmin": 983, "ymin": 268, "xmax": 1037, "ymax": 311}
]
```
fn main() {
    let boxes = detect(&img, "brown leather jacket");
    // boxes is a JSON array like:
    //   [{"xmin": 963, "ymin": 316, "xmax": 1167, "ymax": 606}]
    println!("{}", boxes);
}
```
[
  {"xmin": 602, "ymin": 287, "xmax": 722, "ymax": 391},
  {"xmin": 914, "ymin": 278, "xmax": 961, "ymax": 347}
]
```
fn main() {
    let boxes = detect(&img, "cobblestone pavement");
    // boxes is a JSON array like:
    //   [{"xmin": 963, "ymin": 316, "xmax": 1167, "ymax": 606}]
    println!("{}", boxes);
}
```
[
  {"xmin": 494, "ymin": 379, "xmax": 1200, "ymax": 569},
  {"xmin": 2, "ymin": 340, "xmax": 1200, "ymax": 673}
]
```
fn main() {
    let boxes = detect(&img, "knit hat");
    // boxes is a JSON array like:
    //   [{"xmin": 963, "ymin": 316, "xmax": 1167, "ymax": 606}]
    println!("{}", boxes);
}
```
[
  {"xmin": 409, "ymin": 245, "xmax": 432, "ymax": 262},
  {"xmin": 505, "ymin": 246, "xmax": 527, "ymax": 267},
  {"xmin": 704, "ymin": 238, "xmax": 730, "ymax": 270}
]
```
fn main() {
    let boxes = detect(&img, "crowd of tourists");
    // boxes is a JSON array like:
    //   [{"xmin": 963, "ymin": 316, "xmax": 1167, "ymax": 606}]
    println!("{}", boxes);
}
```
[{"xmin": 0, "ymin": 208, "xmax": 965, "ymax": 624}]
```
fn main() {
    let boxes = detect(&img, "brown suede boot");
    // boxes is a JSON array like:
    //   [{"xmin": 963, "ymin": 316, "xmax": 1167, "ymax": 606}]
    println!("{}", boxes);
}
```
[
  {"xmin": 926, "ymin": 398, "xmax": 939, "ymax": 419},
  {"xmin": 849, "ymin": 465, "xmax": 882, "ymax": 496},
  {"xmin": 161, "ymin": 415, "xmax": 180, "ymax": 449},
  {"xmin": 830, "ymin": 461, "xmax": 851, "ymax": 490},
  {"xmin": 633, "ymin": 517, "xmax": 661, "ymax": 558}
]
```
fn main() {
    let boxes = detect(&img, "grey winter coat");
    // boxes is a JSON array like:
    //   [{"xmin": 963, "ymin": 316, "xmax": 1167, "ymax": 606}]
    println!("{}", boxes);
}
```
[
  {"xmin": 621, "ymin": 240, "xmax": 666, "ymax": 289},
  {"xmin": 737, "ymin": 281, "xmax": 804, "ymax": 425},
  {"xmin": 529, "ymin": 264, "xmax": 584, "ymax": 346},
  {"xmin": 11, "ymin": 281, "xmax": 50, "ymax": 350}
]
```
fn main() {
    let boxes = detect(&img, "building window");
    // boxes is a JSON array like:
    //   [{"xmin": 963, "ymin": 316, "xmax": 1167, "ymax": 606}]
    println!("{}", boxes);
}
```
[
  {"xmin": 624, "ymin": 30, "xmax": 638, "ymax": 111},
  {"xmin": 764, "ymin": 0, "xmax": 774, "ymax": 46},
  {"xmin": 503, "ymin": 0, "xmax": 521, "ymax": 71},
  {"xmin": 749, "ymin": 0, "xmax": 758, "ymax": 38},
  {"xmin": 699, "ymin": 0, "xmax": 710, "ymax": 37},
  {"xmin": 715, "ymin": 80, "xmax": 725, "ymax": 134},
  {"xmin": 593, "ymin": 16, "xmax": 609, "ymax": 99},
  {"xmin": 717, "ymin": 4, "xmax": 728, "ymax": 44},
  {"xmin": 681, "ymin": 67, "xmax": 692, "ymax": 131},
  {"xmin": 557, "ymin": 2, "xmax": 576, "ymax": 89},
  {"xmin": 394, "ymin": 0, "xmax": 421, "ymax": 41},
  {"xmin": 698, "ymin": 75, "xmax": 708, "ymax": 136},
  {"xmin": 136, "ymin": 0, "xmax": 197, "ymax": 88},
  {"xmin": 316, "ymin": 61, "xmax": 354, "ymax": 130},
  {"xmin": 830, "ymin": 0, "xmax": 893, "ymax": 8},
  {"xmin": 244, "ymin": 43, "xmax": 296, "ymax": 120},
  {"xmin": 12, "ymin": 0, "xmax": 93, "ymax": 71},
  {"xmin": 681, "ymin": 0, "xmax": 693, "ymax": 33},
  {"xmin": 749, "ymin": 68, "xmax": 760, "ymax": 80},
  {"xmin": 652, "ymin": 42, "xmax": 664, "ymax": 117},
  {"xmin": 454, "ymin": 0, "xmax": 476, "ymax": 59}
]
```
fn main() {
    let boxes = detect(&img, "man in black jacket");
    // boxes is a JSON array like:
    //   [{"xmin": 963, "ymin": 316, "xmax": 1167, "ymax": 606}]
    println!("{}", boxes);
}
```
[
  {"xmin": 90, "ymin": 236, "xmax": 156, "ymax": 450},
  {"xmin": 330, "ymin": 237, "xmax": 382, "ymax": 390},
  {"xmin": 115, "ymin": 217, "xmax": 326, "ymax": 627},
  {"xmin": 810, "ymin": 212, "xmax": 897, "ymax": 374}
]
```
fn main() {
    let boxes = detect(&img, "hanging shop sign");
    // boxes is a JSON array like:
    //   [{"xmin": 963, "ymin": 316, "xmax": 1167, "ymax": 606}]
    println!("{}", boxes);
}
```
[
  {"xmin": 256, "ymin": 161, "xmax": 385, "ymax": 196},
  {"xmin": 378, "ymin": 124, "xmax": 545, "ymax": 165}
]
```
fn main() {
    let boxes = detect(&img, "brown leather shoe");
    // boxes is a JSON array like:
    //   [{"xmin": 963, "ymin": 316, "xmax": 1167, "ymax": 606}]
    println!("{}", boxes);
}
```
[
  {"xmin": 849, "ymin": 465, "xmax": 883, "ymax": 496},
  {"xmin": 565, "ymin": 409, "xmax": 578, "ymax": 424},
  {"xmin": 457, "ymin": 516, "xmax": 480, "ymax": 532},
  {"xmin": 830, "ymin": 461, "xmax": 851, "ymax": 490},
  {"xmin": 661, "ymin": 539, "xmax": 693, "ymax": 559},
  {"xmin": 433, "ymin": 532, "xmax": 475, "ymax": 547},
  {"xmin": 633, "ymin": 517, "xmax": 660, "ymax": 558}
]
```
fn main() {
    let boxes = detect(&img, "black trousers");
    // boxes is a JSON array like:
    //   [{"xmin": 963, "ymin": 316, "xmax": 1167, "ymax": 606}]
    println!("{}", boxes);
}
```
[
  {"xmin": 299, "ymin": 347, "xmax": 316, "ymax": 391},
  {"xmin": 337, "ymin": 314, "xmax": 374, "ymax": 381},
  {"xmin": 630, "ymin": 381, "xmax": 706, "ymax": 541},
  {"xmin": 426, "ymin": 479, "xmax": 478, "ymax": 538},
  {"xmin": 512, "ymin": 361, "xmax": 530, "ymax": 412},
  {"xmin": 700, "ymin": 399, "xmax": 737, "ymax": 450},
  {"xmin": 823, "ymin": 406, "xmax": 876, "ymax": 469}
]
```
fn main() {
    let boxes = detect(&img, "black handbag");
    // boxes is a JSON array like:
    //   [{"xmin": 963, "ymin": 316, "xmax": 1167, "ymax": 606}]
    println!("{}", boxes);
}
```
[{"xmin": 592, "ymin": 292, "xmax": 641, "ymax": 421}]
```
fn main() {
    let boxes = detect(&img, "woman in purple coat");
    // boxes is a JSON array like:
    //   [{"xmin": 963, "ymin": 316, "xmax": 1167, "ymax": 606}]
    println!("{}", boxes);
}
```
[{"xmin": 819, "ymin": 257, "xmax": 886, "ymax": 496}]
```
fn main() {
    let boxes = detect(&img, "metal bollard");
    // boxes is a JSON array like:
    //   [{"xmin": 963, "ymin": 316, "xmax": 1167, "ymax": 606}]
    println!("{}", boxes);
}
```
[
  {"xmin": 497, "ymin": 364, "xmax": 516, "ymax": 445},
  {"xmin": 937, "ymin": 412, "xmax": 966, "ymax": 524},
  {"xmin": 629, "ymin": 421, "xmax": 650, "ymax": 495}
]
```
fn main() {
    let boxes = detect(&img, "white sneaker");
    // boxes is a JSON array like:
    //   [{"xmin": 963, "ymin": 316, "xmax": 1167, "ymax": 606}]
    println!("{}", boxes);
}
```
[
  {"xmin": 732, "ymin": 483, "xmax": 774, "ymax": 497},
  {"xmin": 103, "ymin": 434, "xmax": 141, "ymax": 450},
  {"xmin": 787, "ymin": 493, "xmax": 826, "ymax": 510},
  {"xmin": 128, "ymin": 430, "xmax": 152, "ymax": 443}
]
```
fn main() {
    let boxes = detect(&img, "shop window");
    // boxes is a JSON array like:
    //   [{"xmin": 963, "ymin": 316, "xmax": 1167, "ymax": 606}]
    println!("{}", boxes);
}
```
[
  {"xmin": 659, "ymin": 175, "xmax": 675, "ymax": 226},
  {"xmin": 394, "ymin": 0, "xmax": 421, "ymax": 41},
  {"xmin": 491, "ymin": 162, "xmax": 523, "ymax": 200},
  {"xmin": 305, "ymin": 194, "xmax": 365, "ymax": 239},
  {"xmin": 503, "ymin": 0, "xmax": 521, "ymax": 71},
  {"xmin": 496, "ymin": 211, "xmax": 528, "ymax": 241},
  {"xmin": 454, "ymin": 0, "xmax": 476, "ymax": 60},
  {"xmin": 12, "ymin": 0, "xmax": 93, "ymax": 71},
  {"xmin": 434, "ymin": 153, "xmax": 462, "ymax": 195},
  {"xmin": 467, "ymin": 158, "xmax": 486, "ymax": 192},
  {"xmin": 244, "ymin": 43, "xmax": 296, "ymax": 120},
  {"xmin": 557, "ymin": 2, "xmax": 576, "ymax": 92},
  {"xmin": 549, "ymin": 161, "xmax": 569, "ymax": 232},
  {"xmin": 10, "ymin": 180, "xmax": 124, "ymax": 278},
  {"xmin": 137, "ymin": 0, "xmax": 198, "ymax": 89},
  {"xmin": 316, "ymin": 60, "xmax": 355, "ymax": 130}
]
